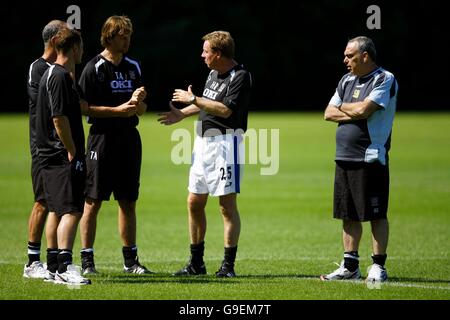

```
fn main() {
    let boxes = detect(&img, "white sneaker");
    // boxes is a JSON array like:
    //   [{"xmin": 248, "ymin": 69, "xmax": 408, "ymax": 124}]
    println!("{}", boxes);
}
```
[
  {"xmin": 320, "ymin": 261, "xmax": 361, "ymax": 281},
  {"xmin": 23, "ymin": 261, "xmax": 47, "ymax": 279},
  {"xmin": 55, "ymin": 265, "xmax": 91, "ymax": 285},
  {"xmin": 366, "ymin": 263, "xmax": 388, "ymax": 282}
]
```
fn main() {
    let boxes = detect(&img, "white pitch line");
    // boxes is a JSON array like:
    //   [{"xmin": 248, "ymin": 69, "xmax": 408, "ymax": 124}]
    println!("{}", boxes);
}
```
[
  {"xmin": 382, "ymin": 282, "xmax": 450, "ymax": 291},
  {"xmin": 292, "ymin": 277, "xmax": 450, "ymax": 291}
]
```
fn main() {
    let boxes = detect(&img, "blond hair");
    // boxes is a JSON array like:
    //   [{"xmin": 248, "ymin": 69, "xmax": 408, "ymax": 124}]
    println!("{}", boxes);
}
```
[
  {"xmin": 100, "ymin": 15, "xmax": 133, "ymax": 47},
  {"xmin": 202, "ymin": 31, "xmax": 235, "ymax": 59}
]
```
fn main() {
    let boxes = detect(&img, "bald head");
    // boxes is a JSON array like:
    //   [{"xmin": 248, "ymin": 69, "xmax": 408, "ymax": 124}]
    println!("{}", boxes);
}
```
[{"xmin": 42, "ymin": 20, "xmax": 67, "ymax": 46}]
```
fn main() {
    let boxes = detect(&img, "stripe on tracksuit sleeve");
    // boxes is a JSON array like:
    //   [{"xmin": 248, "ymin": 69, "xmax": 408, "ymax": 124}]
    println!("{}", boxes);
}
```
[{"xmin": 233, "ymin": 136, "xmax": 240, "ymax": 193}]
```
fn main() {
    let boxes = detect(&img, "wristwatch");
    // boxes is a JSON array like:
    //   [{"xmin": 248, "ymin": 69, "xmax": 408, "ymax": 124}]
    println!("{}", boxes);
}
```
[{"xmin": 188, "ymin": 95, "xmax": 196, "ymax": 104}]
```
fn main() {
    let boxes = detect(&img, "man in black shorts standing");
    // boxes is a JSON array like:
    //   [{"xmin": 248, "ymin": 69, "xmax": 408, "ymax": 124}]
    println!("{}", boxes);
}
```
[
  {"xmin": 24, "ymin": 20, "xmax": 67, "ymax": 279},
  {"xmin": 321, "ymin": 36, "xmax": 398, "ymax": 282},
  {"xmin": 158, "ymin": 31, "xmax": 252, "ymax": 277},
  {"xmin": 36, "ymin": 27, "xmax": 90, "ymax": 284},
  {"xmin": 78, "ymin": 15, "xmax": 149, "ymax": 275}
]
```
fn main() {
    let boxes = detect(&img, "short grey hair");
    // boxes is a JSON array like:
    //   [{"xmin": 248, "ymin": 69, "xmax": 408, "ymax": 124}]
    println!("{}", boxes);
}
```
[
  {"xmin": 42, "ymin": 20, "xmax": 66, "ymax": 45},
  {"xmin": 348, "ymin": 36, "xmax": 377, "ymax": 62}
]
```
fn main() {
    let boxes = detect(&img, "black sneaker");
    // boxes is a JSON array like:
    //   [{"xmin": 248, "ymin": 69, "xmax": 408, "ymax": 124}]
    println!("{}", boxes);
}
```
[
  {"xmin": 82, "ymin": 265, "xmax": 98, "ymax": 275},
  {"xmin": 82, "ymin": 260, "xmax": 99, "ymax": 275},
  {"xmin": 123, "ymin": 259, "xmax": 154, "ymax": 274},
  {"xmin": 173, "ymin": 262, "xmax": 207, "ymax": 276},
  {"xmin": 215, "ymin": 261, "xmax": 236, "ymax": 278}
]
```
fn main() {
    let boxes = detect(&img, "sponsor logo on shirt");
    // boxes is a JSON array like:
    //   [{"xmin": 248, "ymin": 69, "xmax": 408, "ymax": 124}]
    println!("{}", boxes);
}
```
[
  {"xmin": 111, "ymin": 80, "xmax": 133, "ymax": 89},
  {"xmin": 203, "ymin": 88, "xmax": 218, "ymax": 100},
  {"xmin": 111, "ymin": 72, "xmax": 133, "ymax": 93},
  {"xmin": 203, "ymin": 80, "xmax": 226, "ymax": 100}
]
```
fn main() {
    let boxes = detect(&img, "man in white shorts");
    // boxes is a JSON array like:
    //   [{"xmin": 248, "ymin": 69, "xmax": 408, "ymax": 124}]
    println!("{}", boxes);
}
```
[{"xmin": 158, "ymin": 30, "xmax": 252, "ymax": 277}]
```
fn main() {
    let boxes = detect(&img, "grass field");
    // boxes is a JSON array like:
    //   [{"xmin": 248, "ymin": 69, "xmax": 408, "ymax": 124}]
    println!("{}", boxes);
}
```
[{"xmin": 0, "ymin": 112, "xmax": 449, "ymax": 300}]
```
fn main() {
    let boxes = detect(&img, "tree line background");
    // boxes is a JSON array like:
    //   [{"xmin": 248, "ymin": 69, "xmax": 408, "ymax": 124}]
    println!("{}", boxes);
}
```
[{"xmin": 1, "ymin": 0, "xmax": 447, "ymax": 112}]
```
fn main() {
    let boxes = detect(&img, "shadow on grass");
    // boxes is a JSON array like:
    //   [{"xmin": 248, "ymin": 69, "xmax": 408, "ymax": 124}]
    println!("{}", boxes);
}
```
[
  {"xmin": 98, "ymin": 278, "xmax": 239, "ymax": 285},
  {"xmin": 93, "ymin": 273, "xmax": 239, "ymax": 284},
  {"xmin": 90, "ymin": 272, "xmax": 321, "ymax": 285},
  {"xmin": 237, "ymin": 274, "xmax": 318, "ymax": 279}
]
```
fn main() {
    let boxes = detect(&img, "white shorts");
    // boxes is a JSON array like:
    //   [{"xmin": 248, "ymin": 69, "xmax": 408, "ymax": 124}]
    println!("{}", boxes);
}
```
[{"xmin": 188, "ymin": 134, "xmax": 243, "ymax": 196}]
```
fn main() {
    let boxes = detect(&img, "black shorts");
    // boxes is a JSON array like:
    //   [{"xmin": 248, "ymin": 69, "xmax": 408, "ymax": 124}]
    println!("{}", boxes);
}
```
[
  {"xmin": 333, "ymin": 160, "xmax": 389, "ymax": 222},
  {"xmin": 31, "ymin": 156, "xmax": 46, "ymax": 202},
  {"xmin": 85, "ymin": 127, "xmax": 141, "ymax": 201},
  {"xmin": 42, "ymin": 155, "xmax": 86, "ymax": 215}
]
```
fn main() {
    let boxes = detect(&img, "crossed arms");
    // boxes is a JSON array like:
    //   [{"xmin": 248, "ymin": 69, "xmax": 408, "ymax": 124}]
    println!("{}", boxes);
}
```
[{"xmin": 324, "ymin": 99, "xmax": 380, "ymax": 122}]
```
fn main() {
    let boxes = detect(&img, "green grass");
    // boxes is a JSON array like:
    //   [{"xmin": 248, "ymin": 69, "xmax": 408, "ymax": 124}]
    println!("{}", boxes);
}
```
[{"xmin": 0, "ymin": 112, "xmax": 449, "ymax": 300}]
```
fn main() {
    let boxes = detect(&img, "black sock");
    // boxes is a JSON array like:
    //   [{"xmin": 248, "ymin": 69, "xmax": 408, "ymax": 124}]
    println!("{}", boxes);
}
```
[
  {"xmin": 46, "ymin": 248, "xmax": 59, "ymax": 273},
  {"xmin": 123, "ymin": 246, "xmax": 138, "ymax": 268},
  {"xmin": 344, "ymin": 251, "xmax": 359, "ymax": 272},
  {"xmin": 57, "ymin": 249, "xmax": 73, "ymax": 273},
  {"xmin": 372, "ymin": 254, "xmax": 387, "ymax": 267},
  {"xmin": 190, "ymin": 241, "xmax": 205, "ymax": 266},
  {"xmin": 224, "ymin": 246, "xmax": 237, "ymax": 266},
  {"xmin": 27, "ymin": 241, "xmax": 41, "ymax": 266},
  {"xmin": 81, "ymin": 248, "xmax": 95, "ymax": 267}
]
